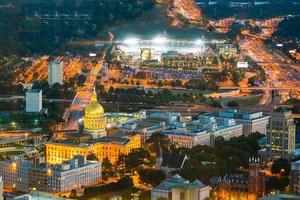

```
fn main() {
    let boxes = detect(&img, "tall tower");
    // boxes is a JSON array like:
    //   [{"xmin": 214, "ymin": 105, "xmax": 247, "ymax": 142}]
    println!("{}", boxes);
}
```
[
  {"xmin": 267, "ymin": 108, "xmax": 296, "ymax": 160},
  {"xmin": 248, "ymin": 157, "xmax": 265, "ymax": 200},
  {"xmin": 48, "ymin": 60, "xmax": 63, "ymax": 86}
]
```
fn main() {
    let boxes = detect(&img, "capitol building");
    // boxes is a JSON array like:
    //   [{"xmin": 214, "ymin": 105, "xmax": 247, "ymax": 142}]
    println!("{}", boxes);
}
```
[
  {"xmin": 83, "ymin": 90, "xmax": 107, "ymax": 139},
  {"xmin": 46, "ymin": 91, "xmax": 141, "ymax": 164}
]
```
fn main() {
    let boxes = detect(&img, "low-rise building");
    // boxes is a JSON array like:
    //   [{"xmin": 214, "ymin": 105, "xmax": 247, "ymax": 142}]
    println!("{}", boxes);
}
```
[
  {"xmin": 162, "ymin": 116, "xmax": 243, "ymax": 148},
  {"xmin": 201, "ymin": 109, "xmax": 270, "ymax": 136},
  {"xmin": 0, "ymin": 155, "xmax": 101, "ymax": 193},
  {"xmin": 46, "ymin": 133, "xmax": 141, "ymax": 164},
  {"xmin": 151, "ymin": 174, "xmax": 210, "ymax": 200},
  {"xmin": 0, "ymin": 157, "xmax": 32, "ymax": 192}
]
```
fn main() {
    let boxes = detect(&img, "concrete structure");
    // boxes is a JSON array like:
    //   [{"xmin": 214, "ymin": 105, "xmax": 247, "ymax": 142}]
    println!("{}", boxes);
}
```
[
  {"xmin": 83, "ymin": 90, "xmax": 107, "ymax": 139},
  {"xmin": 0, "ymin": 155, "xmax": 101, "ymax": 193},
  {"xmin": 0, "ymin": 157, "xmax": 32, "ymax": 192},
  {"xmin": 48, "ymin": 60, "xmax": 63, "ymax": 86},
  {"xmin": 151, "ymin": 174, "xmax": 210, "ymax": 200},
  {"xmin": 201, "ymin": 109, "xmax": 270, "ymax": 136},
  {"xmin": 13, "ymin": 191, "xmax": 72, "ymax": 200},
  {"xmin": 25, "ymin": 89, "xmax": 42, "ymax": 113},
  {"xmin": 162, "ymin": 116, "xmax": 243, "ymax": 148},
  {"xmin": 290, "ymin": 160, "xmax": 300, "ymax": 194},
  {"xmin": 0, "ymin": 176, "xmax": 3, "ymax": 200},
  {"xmin": 47, "ymin": 155, "xmax": 101, "ymax": 193},
  {"xmin": 266, "ymin": 108, "xmax": 296, "ymax": 160},
  {"xmin": 46, "ymin": 133, "xmax": 141, "ymax": 164}
]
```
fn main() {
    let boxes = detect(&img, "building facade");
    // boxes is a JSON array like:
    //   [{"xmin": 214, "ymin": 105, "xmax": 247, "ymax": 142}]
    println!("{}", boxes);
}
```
[
  {"xmin": 48, "ymin": 60, "xmax": 63, "ymax": 86},
  {"xmin": 266, "ymin": 108, "xmax": 296, "ymax": 160},
  {"xmin": 151, "ymin": 174, "xmax": 210, "ymax": 200},
  {"xmin": 290, "ymin": 160, "xmax": 300, "ymax": 194},
  {"xmin": 46, "ymin": 134, "xmax": 141, "ymax": 164},
  {"xmin": 0, "ymin": 156, "xmax": 101, "ymax": 193},
  {"xmin": 201, "ymin": 109, "xmax": 270, "ymax": 136},
  {"xmin": 25, "ymin": 89, "xmax": 42, "ymax": 113},
  {"xmin": 162, "ymin": 116, "xmax": 243, "ymax": 148},
  {"xmin": 214, "ymin": 157, "xmax": 266, "ymax": 200}
]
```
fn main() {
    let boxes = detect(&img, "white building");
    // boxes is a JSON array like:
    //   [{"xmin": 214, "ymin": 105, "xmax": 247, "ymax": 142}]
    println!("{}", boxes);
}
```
[
  {"xmin": 0, "ymin": 155, "xmax": 101, "ymax": 193},
  {"xmin": 0, "ymin": 157, "xmax": 32, "ymax": 192},
  {"xmin": 48, "ymin": 155, "xmax": 102, "ymax": 193},
  {"xmin": 162, "ymin": 116, "xmax": 243, "ymax": 148},
  {"xmin": 48, "ymin": 60, "xmax": 63, "ymax": 86},
  {"xmin": 201, "ymin": 109, "xmax": 270, "ymax": 136},
  {"xmin": 25, "ymin": 89, "xmax": 42, "ymax": 113},
  {"xmin": 151, "ymin": 174, "xmax": 210, "ymax": 200}
]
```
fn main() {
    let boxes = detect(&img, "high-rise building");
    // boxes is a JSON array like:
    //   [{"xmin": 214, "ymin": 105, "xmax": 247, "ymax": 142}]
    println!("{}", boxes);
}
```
[
  {"xmin": 266, "ymin": 108, "xmax": 296, "ymax": 160},
  {"xmin": 48, "ymin": 60, "xmax": 63, "ymax": 86},
  {"xmin": 25, "ymin": 89, "xmax": 42, "ymax": 113},
  {"xmin": 290, "ymin": 160, "xmax": 300, "ymax": 194}
]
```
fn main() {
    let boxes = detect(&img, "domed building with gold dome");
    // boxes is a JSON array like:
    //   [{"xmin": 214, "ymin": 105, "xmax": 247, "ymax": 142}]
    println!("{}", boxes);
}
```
[
  {"xmin": 45, "ymin": 89, "xmax": 142, "ymax": 165},
  {"xmin": 83, "ymin": 90, "xmax": 107, "ymax": 139}
]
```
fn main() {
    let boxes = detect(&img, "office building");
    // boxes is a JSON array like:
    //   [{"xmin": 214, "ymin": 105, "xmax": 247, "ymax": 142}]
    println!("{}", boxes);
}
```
[
  {"xmin": 0, "ymin": 155, "xmax": 101, "ymax": 193},
  {"xmin": 25, "ymin": 89, "xmax": 42, "ymax": 113},
  {"xmin": 0, "ymin": 157, "xmax": 32, "ymax": 192},
  {"xmin": 47, "ymin": 155, "xmax": 101, "ymax": 193},
  {"xmin": 290, "ymin": 160, "xmax": 300, "ymax": 194},
  {"xmin": 162, "ymin": 116, "xmax": 243, "ymax": 148},
  {"xmin": 266, "ymin": 108, "xmax": 296, "ymax": 160},
  {"xmin": 201, "ymin": 109, "xmax": 270, "ymax": 136},
  {"xmin": 151, "ymin": 174, "xmax": 210, "ymax": 200},
  {"xmin": 48, "ymin": 60, "xmax": 63, "ymax": 86}
]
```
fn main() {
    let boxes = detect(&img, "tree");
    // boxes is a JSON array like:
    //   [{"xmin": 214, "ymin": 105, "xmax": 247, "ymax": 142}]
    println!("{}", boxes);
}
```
[
  {"xmin": 271, "ymin": 159, "xmax": 290, "ymax": 176},
  {"xmin": 138, "ymin": 169, "xmax": 166, "ymax": 186},
  {"xmin": 69, "ymin": 189, "xmax": 77, "ymax": 199},
  {"xmin": 124, "ymin": 148, "xmax": 151, "ymax": 170},
  {"xmin": 102, "ymin": 157, "xmax": 113, "ymax": 172},
  {"xmin": 87, "ymin": 153, "xmax": 98, "ymax": 161}
]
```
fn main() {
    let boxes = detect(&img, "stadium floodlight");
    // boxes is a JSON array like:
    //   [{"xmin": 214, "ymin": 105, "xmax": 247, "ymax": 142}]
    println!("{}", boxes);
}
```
[
  {"xmin": 194, "ymin": 39, "xmax": 203, "ymax": 45},
  {"xmin": 153, "ymin": 36, "xmax": 167, "ymax": 44},
  {"xmin": 123, "ymin": 38, "xmax": 140, "ymax": 45}
]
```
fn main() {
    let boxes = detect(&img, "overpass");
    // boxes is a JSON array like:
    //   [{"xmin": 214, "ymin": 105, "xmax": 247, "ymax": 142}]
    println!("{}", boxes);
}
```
[{"xmin": 220, "ymin": 86, "xmax": 300, "ymax": 91}]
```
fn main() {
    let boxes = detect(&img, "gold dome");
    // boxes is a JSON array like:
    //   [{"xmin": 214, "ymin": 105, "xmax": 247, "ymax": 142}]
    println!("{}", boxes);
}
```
[{"xmin": 85, "ymin": 91, "xmax": 104, "ymax": 115}]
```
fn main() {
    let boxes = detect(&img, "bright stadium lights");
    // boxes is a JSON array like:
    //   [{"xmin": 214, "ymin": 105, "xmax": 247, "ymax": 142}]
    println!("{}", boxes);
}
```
[
  {"xmin": 123, "ymin": 38, "xmax": 140, "ymax": 45},
  {"xmin": 194, "ymin": 39, "xmax": 203, "ymax": 45},
  {"xmin": 153, "ymin": 36, "xmax": 167, "ymax": 44}
]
